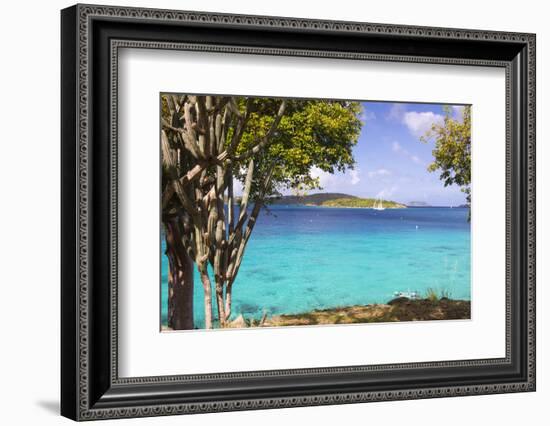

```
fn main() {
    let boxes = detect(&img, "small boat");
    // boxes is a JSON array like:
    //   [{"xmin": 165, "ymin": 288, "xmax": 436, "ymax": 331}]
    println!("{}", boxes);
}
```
[
  {"xmin": 393, "ymin": 290, "xmax": 420, "ymax": 300},
  {"xmin": 373, "ymin": 198, "xmax": 385, "ymax": 211}
]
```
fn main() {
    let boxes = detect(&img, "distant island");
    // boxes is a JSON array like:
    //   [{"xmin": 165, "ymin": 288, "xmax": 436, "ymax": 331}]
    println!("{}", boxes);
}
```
[
  {"xmin": 321, "ymin": 198, "xmax": 406, "ymax": 209},
  {"xmin": 269, "ymin": 193, "xmax": 407, "ymax": 209},
  {"xmin": 408, "ymin": 200, "xmax": 469, "ymax": 208}
]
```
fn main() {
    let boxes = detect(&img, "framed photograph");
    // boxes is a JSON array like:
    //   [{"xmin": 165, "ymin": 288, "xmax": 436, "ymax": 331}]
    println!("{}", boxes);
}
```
[{"xmin": 61, "ymin": 4, "xmax": 536, "ymax": 421}]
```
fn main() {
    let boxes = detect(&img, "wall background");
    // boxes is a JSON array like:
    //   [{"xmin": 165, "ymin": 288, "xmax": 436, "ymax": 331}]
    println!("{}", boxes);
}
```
[{"xmin": 0, "ymin": 0, "xmax": 546, "ymax": 424}]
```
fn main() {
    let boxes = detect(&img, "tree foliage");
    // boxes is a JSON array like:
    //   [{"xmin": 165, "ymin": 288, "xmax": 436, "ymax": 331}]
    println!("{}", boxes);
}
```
[
  {"xmin": 228, "ymin": 98, "xmax": 362, "ymax": 200},
  {"xmin": 421, "ymin": 106, "xmax": 471, "ymax": 210}
]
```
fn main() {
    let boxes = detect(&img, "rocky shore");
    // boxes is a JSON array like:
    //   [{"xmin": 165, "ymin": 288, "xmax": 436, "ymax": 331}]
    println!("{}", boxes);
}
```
[
  {"xmin": 162, "ymin": 298, "xmax": 471, "ymax": 330},
  {"xmin": 254, "ymin": 297, "xmax": 470, "ymax": 327}
]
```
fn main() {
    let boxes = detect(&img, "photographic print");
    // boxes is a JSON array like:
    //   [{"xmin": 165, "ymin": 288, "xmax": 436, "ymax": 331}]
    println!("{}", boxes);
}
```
[{"xmin": 160, "ymin": 95, "xmax": 471, "ymax": 331}]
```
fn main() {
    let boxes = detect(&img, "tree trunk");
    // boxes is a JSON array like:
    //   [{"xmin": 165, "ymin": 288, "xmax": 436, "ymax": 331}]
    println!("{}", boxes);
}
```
[
  {"xmin": 215, "ymin": 280, "xmax": 227, "ymax": 327},
  {"xmin": 165, "ymin": 219, "xmax": 195, "ymax": 330},
  {"xmin": 200, "ymin": 270, "xmax": 214, "ymax": 329},
  {"xmin": 224, "ymin": 285, "xmax": 233, "ymax": 323}
]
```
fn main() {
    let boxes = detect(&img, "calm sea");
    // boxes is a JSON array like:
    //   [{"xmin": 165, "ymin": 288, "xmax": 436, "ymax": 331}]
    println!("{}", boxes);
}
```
[{"xmin": 161, "ymin": 206, "xmax": 471, "ymax": 328}]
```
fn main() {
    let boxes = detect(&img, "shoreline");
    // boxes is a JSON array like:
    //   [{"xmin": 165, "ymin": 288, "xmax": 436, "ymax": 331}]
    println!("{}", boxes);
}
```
[
  {"xmin": 230, "ymin": 297, "xmax": 471, "ymax": 328},
  {"xmin": 161, "ymin": 297, "xmax": 471, "ymax": 331},
  {"xmin": 281, "ymin": 204, "xmax": 468, "ymax": 209},
  {"xmin": 303, "ymin": 203, "xmax": 406, "ymax": 209},
  {"xmin": 162, "ymin": 298, "xmax": 471, "ymax": 331}
]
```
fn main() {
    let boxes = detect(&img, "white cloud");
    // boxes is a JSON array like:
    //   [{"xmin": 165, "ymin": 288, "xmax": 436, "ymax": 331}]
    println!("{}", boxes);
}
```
[
  {"xmin": 350, "ymin": 169, "xmax": 361, "ymax": 185},
  {"xmin": 386, "ymin": 103, "xmax": 406, "ymax": 121},
  {"xmin": 452, "ymin": 105, "xmax": 465, "ymax": 121},
  {"xmin": 376, "ymin": 185, "xmax": 398, "ymax": 199},
  {"xmin": 360, "ymin": 110, "xmax": 376, "ymax": 123},
  {"xmin": 411, "ymin": 155, "xmax": 423, "ymax": 165},
  {"xmin": 392, "ymin": 141, "xmax": 403, "ymax": 152},
  {"xmin": 390, "ymin": 141, "xmax": 425, "ymax": 166},
  {"xmin": 310, "ymin": 166, "xmax": 361, "ymax": 190},
  {"xmin": 232, "ymin": 177, "xmax": 244, "ymax": 196},
  {"xmin": 386, "ymin": 103, "xmax": 446, "ymax": 137},
  {"xmin": 403, "ymin": 111, "xmax": 444, "ymax": 137},
  {"xmin": 368, "ymin": 168, "xmax": 391, "ymax": 178},
  {"xmin": 310, "ymin": 166, "xmax": 334, "ymax": 188}
]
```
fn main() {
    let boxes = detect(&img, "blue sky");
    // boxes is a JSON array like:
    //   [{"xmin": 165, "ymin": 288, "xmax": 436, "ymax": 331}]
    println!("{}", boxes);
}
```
[{"xmin": 309, "ymin": 101, "xmax": 467, "ymax": 206}]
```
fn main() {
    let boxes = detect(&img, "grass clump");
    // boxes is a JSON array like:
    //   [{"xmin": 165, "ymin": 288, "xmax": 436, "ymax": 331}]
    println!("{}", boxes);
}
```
[{"xmin": 425, "ymin": 288, "xmax": 452, "ymax": 303}]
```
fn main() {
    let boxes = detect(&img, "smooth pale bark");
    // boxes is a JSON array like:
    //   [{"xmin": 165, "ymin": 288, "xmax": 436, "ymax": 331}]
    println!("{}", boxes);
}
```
[
  {"xmin": 224, "ymin": 285, "xmax": 233, "ymax": 322},
  {"xmin": 199, "ymin": 269, "xmax": 213, "ymax": 329},
  {"xmin": 165, "ymin": 219, "xmax": 194, "ymax": 330},
  {"xmin": 215, "ymin": 282, "xmax": 226, "ymax": 327}
]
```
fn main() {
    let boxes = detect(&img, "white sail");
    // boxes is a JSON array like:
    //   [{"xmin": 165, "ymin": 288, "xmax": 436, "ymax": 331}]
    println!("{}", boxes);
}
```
[{"xmin": 373, "ymin": 198, "xmax": 385, "ymax": 211}]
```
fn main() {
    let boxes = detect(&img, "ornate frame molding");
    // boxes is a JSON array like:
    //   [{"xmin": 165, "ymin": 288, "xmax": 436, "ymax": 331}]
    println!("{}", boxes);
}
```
[{"xmin": 61, "ymin": 4, "xmax": 536, "ymax": 421}]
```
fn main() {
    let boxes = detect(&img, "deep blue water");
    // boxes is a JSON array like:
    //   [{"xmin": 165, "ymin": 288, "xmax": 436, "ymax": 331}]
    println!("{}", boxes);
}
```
[{"xmin": 161, "ymin": 206, "xmax": 471, "ymax": 328}]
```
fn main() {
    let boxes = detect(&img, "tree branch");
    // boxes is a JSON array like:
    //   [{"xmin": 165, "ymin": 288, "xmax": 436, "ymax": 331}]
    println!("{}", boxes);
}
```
[
  {"xmin": 161, "ymin": 183, "xmax": 175, "ymax": 209},
  {"xmin": 173, "ymin": 180, "xmax": 199, "ymax": 220},
  {"xmin": 196, "ymin": 96, "xmax": 210, "ymax": 158},
  {"xmin": 226, "ymin": 162, "xmax": 276, "ymax": 286},
  {"xmin": 227, "ymin": 172, "xmax": 234, "ymax": 235},
  {"xmin": 234, "ymin": 158, "xmax": 254, "ymax": 231},
  {"xmin": 161, "ymin": 130, "xmax": 178, "ymax": 172},
  {"xmin": 227, "ymin": 98, "xmax": 254, "ymax": 155}
]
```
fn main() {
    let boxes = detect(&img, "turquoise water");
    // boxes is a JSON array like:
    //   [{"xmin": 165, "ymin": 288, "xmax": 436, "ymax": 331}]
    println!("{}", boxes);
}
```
[{"xmin": 161, "ymin": 206, "xmax": 470, "ymax": 328}]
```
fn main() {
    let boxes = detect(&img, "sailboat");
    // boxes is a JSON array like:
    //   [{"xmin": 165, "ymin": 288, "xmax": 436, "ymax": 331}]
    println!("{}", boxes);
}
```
[{"xmin": 373, "ymin": 198, "xmax": 385, "ymax": 211}]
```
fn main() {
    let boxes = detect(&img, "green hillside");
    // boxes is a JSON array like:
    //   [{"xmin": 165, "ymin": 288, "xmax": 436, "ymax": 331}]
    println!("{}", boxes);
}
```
[
  {"xmin": 269, "ymin": 192, "xmax": 356, "ymax": 205},
  {"xmin": 321, "ymin": 197, "xmax": 406, "ymax": 209},
  {"xmin": 268, "ymin": 193, "xmax": 406, "ymax": 208}
]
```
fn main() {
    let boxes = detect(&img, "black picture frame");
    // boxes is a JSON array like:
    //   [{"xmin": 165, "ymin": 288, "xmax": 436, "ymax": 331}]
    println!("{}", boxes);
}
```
[{"xmin": 61, "ymin": 4, "xmax": 536, "ymax": 421}]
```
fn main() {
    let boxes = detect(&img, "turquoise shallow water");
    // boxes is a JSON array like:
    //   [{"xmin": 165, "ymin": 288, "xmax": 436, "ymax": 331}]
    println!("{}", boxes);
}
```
[{"xmin": 161, "ymin": 206, "xmax": 470, "ymax": 328}]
